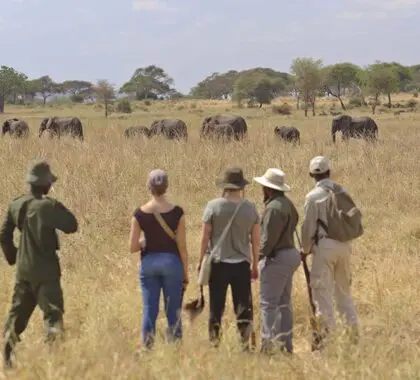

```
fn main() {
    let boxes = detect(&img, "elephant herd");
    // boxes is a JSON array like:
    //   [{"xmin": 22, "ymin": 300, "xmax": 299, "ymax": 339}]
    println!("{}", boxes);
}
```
[
  {"xmin": 1, "ymin": 117, "xmax": 84, "ymax": 140},
  {"xmin": 123, "ymin": 114, "xmax": 379, "ymax": 144},
  {"xmin": 1, "ymin": 114, "xmax": 379, "ymax": 144}
]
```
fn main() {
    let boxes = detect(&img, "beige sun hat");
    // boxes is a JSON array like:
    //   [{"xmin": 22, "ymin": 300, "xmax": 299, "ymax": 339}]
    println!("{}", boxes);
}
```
[
  {"xmin": 253, "ymin": 168, "xmax": 291, "ymax": 192},
  {"xmin": 309, "ymin": 156, "xmax": 330, "ymax": 174}
]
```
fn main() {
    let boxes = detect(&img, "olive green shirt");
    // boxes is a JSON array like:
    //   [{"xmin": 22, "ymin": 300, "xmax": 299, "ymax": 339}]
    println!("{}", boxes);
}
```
[
  {"xmin": 0, "ymin": 193, "xmax": 78, "ymax": 282},
  {"xmin": 259, "ymin": 194, "xmax": 299, "ymax": 259}
]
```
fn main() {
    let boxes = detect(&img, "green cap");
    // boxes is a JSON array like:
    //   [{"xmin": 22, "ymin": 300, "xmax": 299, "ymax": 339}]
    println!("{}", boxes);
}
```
[{"xmin": 26, "ymin": 160, "xmax": 58, "ymax": 186}]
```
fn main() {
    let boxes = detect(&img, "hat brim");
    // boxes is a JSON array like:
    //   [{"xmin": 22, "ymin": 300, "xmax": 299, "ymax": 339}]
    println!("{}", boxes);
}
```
[
  {"xmin": 215, "ymin": 178, "xmax": 249, "ymax": 189},
  {"xmin": 26, "ymin": 173, "xmax": 58, "ymax": 186},
  {"xmin": 253, "ymin": 176, "xmax": 291, "ymax": 192}
]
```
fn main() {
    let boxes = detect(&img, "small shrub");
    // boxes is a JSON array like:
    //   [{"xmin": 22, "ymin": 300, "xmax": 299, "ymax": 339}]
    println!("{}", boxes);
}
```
[
  {"xmin": 144, "ymin": 100, "xmax": 152, "ymax": 106},
  {"xmin": 272, "ymin": 103, "xmax": 292, "ymax": 115},
  {"xmin": 116, "ymin": 99, "xmax": 132, "ymax": 113},
  {"xmin": 190, "ymin": 103, "xmax": 197, "ymax": 109},
  {"xmin": 413, "ymin": 91, "xmax": 418, "ymax": 98},
  {"xmin": 70, "ymin": 94, "xmax": 85, "ymax": 103},
  {"xmin": 348, "ymin": 97, "xmax": 364, "ymax": 108},
  {"xmin": 405, "ymin": 99, "xmax": 418, "ymax": 109}
]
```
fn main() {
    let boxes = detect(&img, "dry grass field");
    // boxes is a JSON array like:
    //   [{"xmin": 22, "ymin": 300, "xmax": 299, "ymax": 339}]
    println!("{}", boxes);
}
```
[{"xmin": 0, "ymin": 94, "xmax": 419, "ymax": 379}]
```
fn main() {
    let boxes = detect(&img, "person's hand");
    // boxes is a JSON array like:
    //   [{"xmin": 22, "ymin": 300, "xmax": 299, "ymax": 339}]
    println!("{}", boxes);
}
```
[{"xmin": 251, "ymin": 263, "xmax": 258, "ymax": 280}]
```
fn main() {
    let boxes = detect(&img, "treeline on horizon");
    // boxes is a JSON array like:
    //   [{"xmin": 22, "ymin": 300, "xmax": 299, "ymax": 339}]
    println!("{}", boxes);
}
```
[{"xmin": 1, "ymin": 58, "xmax": 419, "ymax": 116}]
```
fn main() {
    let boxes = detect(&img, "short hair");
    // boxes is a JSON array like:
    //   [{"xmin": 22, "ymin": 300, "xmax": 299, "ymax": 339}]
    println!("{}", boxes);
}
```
[{"xmin": 147, "ymin": 169, "xmax": 168, "ymax": 196}]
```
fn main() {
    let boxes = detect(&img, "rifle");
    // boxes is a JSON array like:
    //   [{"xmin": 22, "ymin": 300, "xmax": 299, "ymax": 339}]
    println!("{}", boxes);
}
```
[{"xmin": 294, "ymin": 230, "xmax": 323, "ymax": 351}]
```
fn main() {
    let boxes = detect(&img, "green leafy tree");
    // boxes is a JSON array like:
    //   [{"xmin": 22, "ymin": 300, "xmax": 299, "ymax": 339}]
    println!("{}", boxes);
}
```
[
  {"xmin": 120, "ymin": 65, "xmax": 174, "ymax": 99},
  {"xmin": 364, "ymin": 63, "xmax": 399, "ymax": 112},
  {"xmin": 93, "ymin": 79, "xmax": 116, "ymax": 118},
  {"xmin": 0, "ymin": 66, "xmax": 28, "ymax": 112},
  {"xmin": 61, "ymin": 80, "xmax": 93, "ymax": 102},
  {"xmin": 323, "ymin": 63, "xmax": 362, "ymax": 110},
  {"xmin": 190, "ymin": 70, "xmax": 239, "ymax": 99},
  {"xmin": 233, "ymin": 71, "xmax": 285, "ymax": 107},
  {"xmin": 32, "ymin": 75, "xmax": 60, "ymax": 104},
  {"xmin": 290, "ymin": 58, "xmax": 323, "ymax": 116}
]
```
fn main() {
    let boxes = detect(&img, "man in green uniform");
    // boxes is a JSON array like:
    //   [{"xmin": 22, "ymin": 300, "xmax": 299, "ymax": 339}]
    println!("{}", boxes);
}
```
[{"xmin": 0, "ymin": 160, "xmax": 78, "ymax": 369}]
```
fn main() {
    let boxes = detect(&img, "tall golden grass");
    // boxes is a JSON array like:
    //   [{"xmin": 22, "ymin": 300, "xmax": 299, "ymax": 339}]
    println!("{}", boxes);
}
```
[{"xmin": 0, "ymin": 97, "xmax": 419, "ymax": 379}]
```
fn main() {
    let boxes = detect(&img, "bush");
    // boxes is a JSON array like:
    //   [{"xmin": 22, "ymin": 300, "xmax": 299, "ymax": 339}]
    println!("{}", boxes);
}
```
[
  {"xmin": 144, "ymin": 100, "xmax": 152, "ymax": 106},
  {"xmin": 405, "ymin": 99, "xmax": 418, "ymax": 109},
  {"xmin": 413, "ymin": 91, "xmax": 418, "ymax": 98},
  {"xmin": 348, "ymin": 97, "xmax": 364, "ymax": 108},
  {"xmin": 70, "ymin": 94, "xmax": 85, "ymax": 103},
  {"xmin": 272, "ymin": 103, "xmax": 291, "ymax": 115},
  {"xmin": 116, "ymin": 99, "xmax": 132, "ymax": 113}
]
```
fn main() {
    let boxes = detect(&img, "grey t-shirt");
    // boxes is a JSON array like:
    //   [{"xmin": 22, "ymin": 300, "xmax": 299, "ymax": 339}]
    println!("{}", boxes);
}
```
[{"xmin": 203, "ymin": 198, "xmax": 259, "ymax": 263}]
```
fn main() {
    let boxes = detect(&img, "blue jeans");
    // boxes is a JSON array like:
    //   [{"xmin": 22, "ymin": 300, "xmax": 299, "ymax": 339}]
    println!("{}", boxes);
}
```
[{"xmin": 139, "ymin": 252, "xmax": 184, "ymax": 347}]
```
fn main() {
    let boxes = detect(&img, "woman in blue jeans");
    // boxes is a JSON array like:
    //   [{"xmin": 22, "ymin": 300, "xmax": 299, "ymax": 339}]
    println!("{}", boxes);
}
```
[{"xmin": 128, "ymin": 169, "xmax": 189, "ymax": 349}]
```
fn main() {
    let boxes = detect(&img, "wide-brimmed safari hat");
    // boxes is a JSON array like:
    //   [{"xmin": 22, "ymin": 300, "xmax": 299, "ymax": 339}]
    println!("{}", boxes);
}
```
[
  {"xmin": 253, "ymin": 168, "xmax": 291, "ymax": 192},
  {"xmin": 215, "ymin": 168, "xmax": 249, "ymax": 189},
  {"xmin": 26, "ymin": 160, "xmax": 58, "ymax": 187}
]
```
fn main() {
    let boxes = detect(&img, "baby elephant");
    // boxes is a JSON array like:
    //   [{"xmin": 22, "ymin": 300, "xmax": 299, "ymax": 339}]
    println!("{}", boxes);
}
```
[
  {"xmin": 274, "ymin": 126, "xmax": 300, "ymax": 144},
  {"xmin": 2, "ymin": 118, "xmax": 29, "ymax": 138},
  {"xmin": 124, "ymin": 126, "xmax": 150, "ymax": 138}
]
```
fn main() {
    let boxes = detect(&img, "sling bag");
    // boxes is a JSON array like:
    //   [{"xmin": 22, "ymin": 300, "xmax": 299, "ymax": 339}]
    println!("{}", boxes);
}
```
[{"xmin": 197, "ymin": 200, "xmax": 244, "ymax": 286}]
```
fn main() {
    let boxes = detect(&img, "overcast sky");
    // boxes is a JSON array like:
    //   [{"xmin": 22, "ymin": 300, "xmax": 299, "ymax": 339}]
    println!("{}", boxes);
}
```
[{"xmin": 1, "ymin": 0, "xmax": 419, "ymax": 93}]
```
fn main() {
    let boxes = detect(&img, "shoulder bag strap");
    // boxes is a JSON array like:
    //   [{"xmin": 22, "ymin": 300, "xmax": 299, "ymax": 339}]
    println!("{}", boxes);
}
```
[
  {"xmin": 153, "ymin": 211, "xmax": 176, "ymax": 240},
  {"xmin": 209, "ymin": 200, "xmax": 244, "ymax": 260}
]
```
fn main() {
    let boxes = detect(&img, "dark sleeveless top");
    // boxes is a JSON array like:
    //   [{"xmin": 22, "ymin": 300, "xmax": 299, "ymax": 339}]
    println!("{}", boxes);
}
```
[{"xmin": 133, "ymin": 206, "xmax": 184, "ymax": 258}]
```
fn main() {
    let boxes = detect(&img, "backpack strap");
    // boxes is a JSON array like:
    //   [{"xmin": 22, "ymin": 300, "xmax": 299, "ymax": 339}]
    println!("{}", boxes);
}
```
[{"xmin": 153, "ymin": 211, "xmax": 176, "ymax": 240}]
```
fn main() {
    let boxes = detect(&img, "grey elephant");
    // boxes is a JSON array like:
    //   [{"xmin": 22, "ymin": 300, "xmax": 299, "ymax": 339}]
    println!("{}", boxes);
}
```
[
  {"xmin": 39, "ymin": 117, "xmax": 84, "ymax": 140},
  {"xmin": 124, "ymin": 126, "xmax": 150, "ymax": 138},
  {"xmin": 200, "ymin": 114, "xmax": 247, "ymax": 141},
  {"xmin": 200, "ymin": 123, "xmax": 236, "ymax": 141},
  {"xmin": 331, "ymin": 115, "xmax": 378, "ymax": 143},
  {"xmin": 2, "ymin": 118, "xmax": 29, "ymax": 138},
  {"xmin": 149, "ymin": 119, "xmax": 188, "ymax": 141},
  {"xmin": 274, "ymin": 126, "xmax": 300, "ymax": 144}
]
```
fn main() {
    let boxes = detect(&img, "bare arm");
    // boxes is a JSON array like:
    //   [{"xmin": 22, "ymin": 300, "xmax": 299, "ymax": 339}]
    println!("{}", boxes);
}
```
[
  {"xmin": 250, "ymin": 222, "xmax": 260, "ymax": 267},
  {"xmin": 175, "ymin": 215, "xmax": 189, "ymax": 279},
  {"xmin": 128, "ymin": 217, "xmax": 142, "ymax": 253},
  {"xmin": 301, "ymin": 196, "xmax": 317, "ymax": 254},
  {"xmin": 199, "ymin": 223, "xmax": 212, "ymax": 266}
]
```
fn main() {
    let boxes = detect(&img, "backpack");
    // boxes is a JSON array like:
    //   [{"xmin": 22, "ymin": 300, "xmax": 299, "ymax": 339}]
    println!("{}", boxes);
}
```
[{"xmin": 317, "ymin": 183, "xmax": 364, "ymax": 242}]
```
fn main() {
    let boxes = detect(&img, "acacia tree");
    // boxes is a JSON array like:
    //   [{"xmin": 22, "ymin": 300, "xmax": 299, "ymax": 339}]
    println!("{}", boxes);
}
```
[
  {"xmin": 61, "ymin": 80, "xmax": 93, "ymax": 102},
  {"xmin": 93, "ymin": 79, "xmax": 116, "ymax": 118},
  {"xmin": 364, "ymin": 63, "xmax": 399, "ymax": 113},
  {"xmin": 323, "ymin": 63, "xmax": 362, "ymax": 110},
  {"xmin": 32, "ymin": 75, "xmax": 60, "ymax": 104},
  {"xmin": 120, "ymin": 65, "xmax": 174, "ymax": 100},
  {"xmin": 290, "ymin": 58, "xmax": 323, "ymax": 116},
  {"xmin": 232, "ymin": 72, "xmax": 284, "ymax": 107}
]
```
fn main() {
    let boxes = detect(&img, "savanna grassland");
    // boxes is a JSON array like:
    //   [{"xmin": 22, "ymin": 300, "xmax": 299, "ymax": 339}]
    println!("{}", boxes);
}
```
[{"xmin": 0, "ymin": 95, "xmax": 420, "ymax": 379}]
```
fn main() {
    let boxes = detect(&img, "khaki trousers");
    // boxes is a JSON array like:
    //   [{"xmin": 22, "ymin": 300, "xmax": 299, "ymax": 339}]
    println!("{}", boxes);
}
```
[{"xmin": 311, "ymin": 238, "xmax": 359, "ymax": 333}]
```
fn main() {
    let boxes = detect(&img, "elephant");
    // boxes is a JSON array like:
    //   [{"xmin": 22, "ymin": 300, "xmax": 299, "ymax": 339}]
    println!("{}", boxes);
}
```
[
  {"xmin": 200, "ymin": 114, "xmax": 247, "ymax": 141},
  {"xmin": 200, "ymin": 123, "xmax": 236, "ymax": 141},
  {"xmin": 149, "ymin": 119, "xmax": 188, "ymax": 141},
  {"xmin": 331, "ymin": 115, "xmax": 378, "ymax": 143},
  {"xmin": 274, "ymin": 126, "xmax": 300, "ymax": 144},
  {"xmin": 124, "ymin": 126, "xmax": 150, "ymax": 138},
  {"xmin": 2, "ymin": 118, "xmax": 29, "ymax": 138},
  {"xmin": 39, "ymin": 117, "xmax": 84, "ymax": 140}
]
